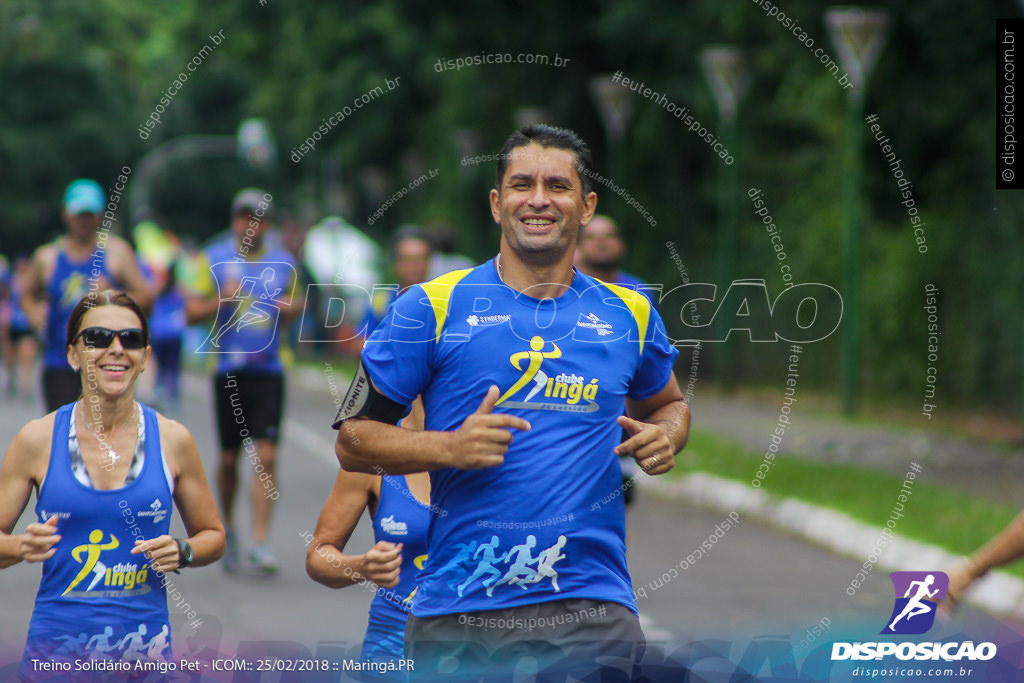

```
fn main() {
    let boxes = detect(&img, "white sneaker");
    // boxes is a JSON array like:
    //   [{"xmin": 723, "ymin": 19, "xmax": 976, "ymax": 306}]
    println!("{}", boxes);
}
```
[{"xmin": 247, "ymin": 544, "xmax": 278, "ymax": 575}]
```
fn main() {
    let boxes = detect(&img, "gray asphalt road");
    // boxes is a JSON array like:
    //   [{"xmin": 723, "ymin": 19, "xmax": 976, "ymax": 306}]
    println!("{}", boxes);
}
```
[{"xmin": 0, "ymin": 366, "xmax": 1016, "ymax": 681}]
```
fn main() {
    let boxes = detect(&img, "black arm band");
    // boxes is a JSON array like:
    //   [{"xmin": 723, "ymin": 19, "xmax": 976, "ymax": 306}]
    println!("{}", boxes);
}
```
[{"xmin": 331, "ymin": 360, "xmax": 408, "ymax": 429}]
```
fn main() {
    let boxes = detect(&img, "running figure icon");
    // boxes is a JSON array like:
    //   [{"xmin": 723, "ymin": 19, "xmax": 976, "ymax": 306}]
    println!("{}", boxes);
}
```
[
  {"xmin": 490, "ymin": 536, "xmax": 538, "ymax": 595},
  {"xmin": 496, "ymin": 336, "xmax": 562, "ymax": 405},
  {"xmin": 888, "ymin": 574, "xmax": 939, "ymax": 631},
  {"xmin": 457, "ymin": 536, "xmax": 507, "ymax": 597},
  {"xmin": 210, "ymin": 267, "xmax": 283, "ymax": 348},
  {"xmin": 521, "ymin": 535, "xmax": 568, "ymax": 592},
  {"xmin": 64, "ymin": 530, "xmax": 119, "ymax": 595}
]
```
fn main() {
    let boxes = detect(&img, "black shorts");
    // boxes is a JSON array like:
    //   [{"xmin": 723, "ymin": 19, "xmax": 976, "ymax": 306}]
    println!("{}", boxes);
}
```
[
  {"xmin": 42, "ymin": 367, "xmax": 81, "ymax": 414},
  {"xmin": 404, "ymin": 598, "xmax": 644, "ymax": 681},
  {"xmin": 214, "ymin": 371, "xmax": 284, "ymax": 450}
]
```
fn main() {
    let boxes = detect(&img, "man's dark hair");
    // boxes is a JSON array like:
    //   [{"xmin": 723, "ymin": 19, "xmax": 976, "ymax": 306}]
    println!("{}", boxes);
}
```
[{"xmin": 495, "ymin": 124, "xmax": 594, "ymax": 196}]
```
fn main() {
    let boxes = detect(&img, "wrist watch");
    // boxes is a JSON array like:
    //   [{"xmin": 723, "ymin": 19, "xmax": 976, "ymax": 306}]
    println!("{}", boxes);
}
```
[{"xmin": 175, "ymin": 538, "xmax": 194, "ymax": 568}]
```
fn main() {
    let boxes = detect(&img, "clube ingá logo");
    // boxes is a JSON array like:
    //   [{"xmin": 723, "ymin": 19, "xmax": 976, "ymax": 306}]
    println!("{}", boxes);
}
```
[{"xmin": 881, "ymin": 570, "xmax": 947, "ymax": 635}]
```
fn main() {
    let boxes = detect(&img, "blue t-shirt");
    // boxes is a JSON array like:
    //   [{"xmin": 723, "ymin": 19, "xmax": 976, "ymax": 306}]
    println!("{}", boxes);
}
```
[
  {"xmin": 23, "ymin": 403, "xmax": 173, "ymax": 678},
  {"xmin": 361, "ymin": 259, "xmax": 678, "ymax": 617},
  {"xmin": 362, "ymin": 475, "xmax": 431, "ymax": 662},
  {"xmin": 9, "ymin": 274, "xmax": 31, "ymax": 333},
  {"xmin": 139, "ymin": 261, "xmax": 185, "ymax": 342},
  {"xmin": 193, "ymin": 240, "xmax": 297, "ymax": 374}
]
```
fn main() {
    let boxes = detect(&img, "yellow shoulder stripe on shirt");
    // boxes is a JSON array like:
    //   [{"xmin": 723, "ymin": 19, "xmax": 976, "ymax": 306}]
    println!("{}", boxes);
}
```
[
  {"xmin": 419, "ymin": 268, "xmax": 474, "ymax": 341},
  {"xmin": 596, "ymin": 279, "xmax": 651, "ymax": 355}
]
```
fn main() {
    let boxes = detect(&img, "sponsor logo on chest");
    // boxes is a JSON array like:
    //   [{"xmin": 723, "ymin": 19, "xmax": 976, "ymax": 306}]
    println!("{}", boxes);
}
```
[{"xmin": 381, "ymin": 515, "xmax": 408, "ymax": 536}]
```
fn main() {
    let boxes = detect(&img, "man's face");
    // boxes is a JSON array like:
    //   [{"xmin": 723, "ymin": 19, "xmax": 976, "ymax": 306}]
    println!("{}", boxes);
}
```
[
  {"xmin": 64, "ymin": 210, "xmax": 102, "ymax": 241},
  {"xmin": 394, "ymin": 237, "xmax": 431, "ymax": 288},
  {"xmin": 233, "ymin": 209, "xmax": 268, "ymax": 246},
  {"xmin": 489, "ymin": 143, "xmax": 597, "ymax": 264},
  {"xmin": 577, "ymin": 217, "xmax": 624, "ymax": 270}
]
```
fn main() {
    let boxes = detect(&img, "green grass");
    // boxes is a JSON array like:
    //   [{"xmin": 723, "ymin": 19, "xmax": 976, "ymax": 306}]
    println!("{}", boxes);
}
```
[{"xmin": 671, "ymin": 430, "xmax": 1024, "ymax": 580}]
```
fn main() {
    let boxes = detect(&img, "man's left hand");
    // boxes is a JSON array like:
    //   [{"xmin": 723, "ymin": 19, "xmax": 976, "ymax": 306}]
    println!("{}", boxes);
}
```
[{"xmin": 614, "ymin": 416, "xmax": 675, "ymax": 476}]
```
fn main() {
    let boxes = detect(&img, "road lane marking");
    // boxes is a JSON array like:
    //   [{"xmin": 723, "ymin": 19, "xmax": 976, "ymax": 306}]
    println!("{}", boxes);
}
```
[{"xmin": 284, "ymin": 418, "xmax": 338, "ymax": 468}]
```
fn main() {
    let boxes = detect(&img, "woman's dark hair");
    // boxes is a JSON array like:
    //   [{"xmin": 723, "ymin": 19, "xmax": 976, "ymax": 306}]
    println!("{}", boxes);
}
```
[
  {"xmin": 495, "ymin": 124, "xmax": 594, "ymax": 196},
  {"xmin": 66, "ymin": 289, "xmax": 150, "ymax": 349}
]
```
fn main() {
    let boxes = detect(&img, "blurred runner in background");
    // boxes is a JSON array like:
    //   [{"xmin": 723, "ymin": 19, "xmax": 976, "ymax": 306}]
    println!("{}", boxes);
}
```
[
  {"xmin": 186, "ymin": 189, "xmax": 299, "ymax": 576},
  {"xmin": 3, "ymin": 256, "xmax": 39, "ymax": 401},
  {"xmin": 0, "ymin": 255, "xmax": 12, "ymax": 393},
  {"xmin": 21, "ymin": 179, "xmax": 152, "ymax": 413},
  {"xmin": 427, "ymin": 224, "xmax": 474, "ymax": 279},
  {"xmin": 135, "ymin": 222, "xmax": 188, "ymax": 417},
  {"xmin": 304, "ymin": 216, "xmax": 382, "ymax": 359},
  {"xmin": 280, "ymin": 214, "xmax": 320, "ymax": 360},
  {"xmin": 576, "ymin": 215, "xmax": 658, "ymax": 307},
  {"xmin": 576, "ymin": 215, "xmax": 661, "ymax": 509},
  {"xmin": 362, "ymin": 226, "xmax": 433, "ymax": 337}
]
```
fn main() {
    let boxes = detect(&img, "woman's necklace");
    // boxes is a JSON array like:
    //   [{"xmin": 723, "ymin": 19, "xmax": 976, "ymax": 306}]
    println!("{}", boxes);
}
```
[{"xmin": 80, "ymin": 401, "xmax": 138, "ymax": 466}]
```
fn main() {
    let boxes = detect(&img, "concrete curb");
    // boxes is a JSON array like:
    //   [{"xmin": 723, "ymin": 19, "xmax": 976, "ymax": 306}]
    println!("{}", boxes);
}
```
[{"xmin": 637, "ymin": 471, "xmax": 1024, "ymax": 621}]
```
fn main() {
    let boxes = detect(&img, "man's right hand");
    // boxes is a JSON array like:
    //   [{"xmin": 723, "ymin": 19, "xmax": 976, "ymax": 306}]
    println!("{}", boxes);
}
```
[
  {"xmin": 19, "ymin": 515, "xmax": 61, "ymax": 563},
  {"xmin": 448, "ymin": 386, "xmax": 531, "ymax": 470}
]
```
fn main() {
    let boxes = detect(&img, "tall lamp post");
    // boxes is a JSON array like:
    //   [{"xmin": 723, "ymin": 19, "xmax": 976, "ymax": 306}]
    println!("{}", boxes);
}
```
[
  {"xmin": 700, "ymin": 46, "xmax": 749, "ymax": 391},
  {"xmin": 589, "ymin": 75, "xmax": 635, "ymax": 223},
  {"xmin": 131, "ymin": 118, "xmax": 275, "ymax": 226},
  {"xmin": 826, "ymin": 7, "xmax": 890, "ymax": 414}
]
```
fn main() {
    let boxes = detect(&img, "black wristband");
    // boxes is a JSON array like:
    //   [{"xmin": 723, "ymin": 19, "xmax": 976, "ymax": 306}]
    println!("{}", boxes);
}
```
[{"xmin": 175, "ymin": 537, "xmax": 194, "ymax": 568}]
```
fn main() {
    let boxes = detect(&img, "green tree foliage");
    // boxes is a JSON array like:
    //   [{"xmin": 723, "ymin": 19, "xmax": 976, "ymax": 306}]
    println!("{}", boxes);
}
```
[{"xmin": 0, "ymin": 0, "xmax": 1017, "ymax": 410}]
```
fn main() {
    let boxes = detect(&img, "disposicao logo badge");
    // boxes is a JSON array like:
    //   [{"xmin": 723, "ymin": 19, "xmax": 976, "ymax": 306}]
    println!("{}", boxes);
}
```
[{"xmin": 881, "ymin": 571, "xmax": 948, "ymax": 635}]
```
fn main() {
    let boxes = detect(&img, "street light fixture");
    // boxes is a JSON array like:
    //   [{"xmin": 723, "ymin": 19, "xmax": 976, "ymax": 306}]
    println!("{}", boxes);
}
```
[
  {"xmin": 826, "ymin": 6, "xmax": 891, "ymax": 414},
  {"xmin": 589, "ymin": 75, "xmax": 634, "ymax": 147},
  {"xmin": 700, "ymin": 46, "xmax": 749, "ymax": 391},
  {"xmin": 237, "ymin": 117, "xmax": 275, "ymax": 169},
  {"xmin": 589, "ymin": 74, "xmax": 635, "ymax": 220},
  {"xmin": 700, "ymin": 47, "xmax": 749, "ymax": 124},
  {"xmin": 131, "ymin": 120, "xmax": 277, "ymax": 225}
]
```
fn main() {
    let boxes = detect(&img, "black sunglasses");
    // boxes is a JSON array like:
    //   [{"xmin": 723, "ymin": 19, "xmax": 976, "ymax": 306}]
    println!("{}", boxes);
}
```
[{"xmin": 73, "ymin": 327, "xmax": 148, "ymax": 350}]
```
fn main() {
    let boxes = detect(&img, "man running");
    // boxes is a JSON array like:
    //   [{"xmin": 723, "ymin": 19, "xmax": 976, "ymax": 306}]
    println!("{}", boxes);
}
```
[
  {"xmin": 576, "ymin": 214, "xmax": 660, "ymax": 508},
  {"xmin": 187, "ymin": 188, "xmax": 299, "ymax": 575},
  {"xmin": 362, "ymin": 226, "xmax": 434, "ymax": 337},
  {"xmin": 334, "ymin": 124, "xmax": 689, "ymax": 679},
  {"xmin": 5, "ymin": 256, "xmax": 41, "ymax": 401},
  {"xmin": 22, "ymin": 179, "xmax": 152, "ymax": 412},
  {"xmin": 576, "ymin": 214, "xmax": 658, "ymax": 307}
]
